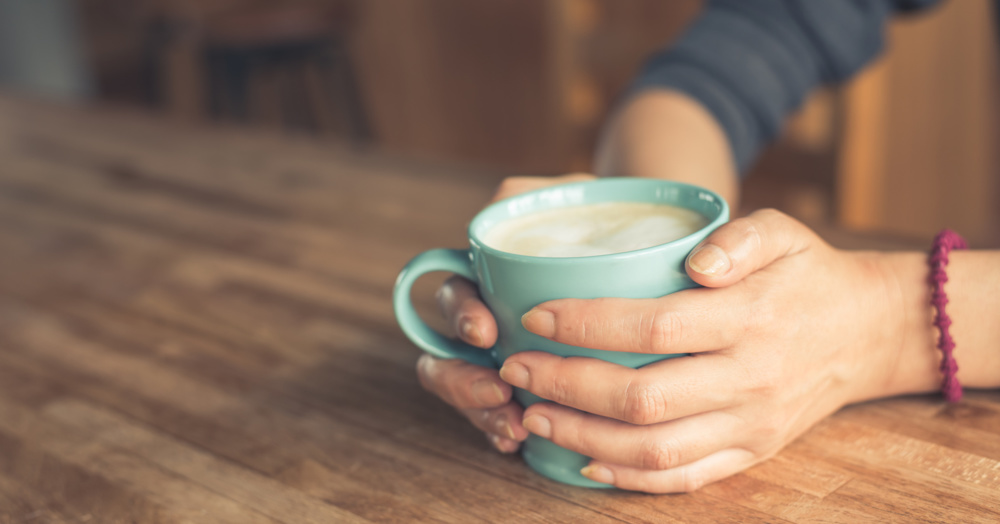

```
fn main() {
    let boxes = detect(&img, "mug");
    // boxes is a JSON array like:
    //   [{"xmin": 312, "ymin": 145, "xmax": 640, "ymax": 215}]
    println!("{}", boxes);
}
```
[{"xmin": 393, "ymin": 177, "xmax": 729, "ymax": 487}]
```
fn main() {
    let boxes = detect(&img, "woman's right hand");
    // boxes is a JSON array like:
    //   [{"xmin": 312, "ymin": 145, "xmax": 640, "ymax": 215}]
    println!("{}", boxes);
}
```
[{"xmin": 415, "ymin": 174, "xmax": 595, "ymax": 453}]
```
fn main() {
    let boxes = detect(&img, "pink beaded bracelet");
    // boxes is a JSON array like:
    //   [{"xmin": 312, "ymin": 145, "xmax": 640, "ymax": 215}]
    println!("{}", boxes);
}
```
[{"xmin": 928, "ymin": 229, "xmax": 968, "ymax": 403}]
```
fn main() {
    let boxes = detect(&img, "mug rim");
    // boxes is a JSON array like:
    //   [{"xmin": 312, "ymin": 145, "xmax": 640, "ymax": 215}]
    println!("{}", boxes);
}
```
[{"xmin": 467, "ymin": 177, "xmax": 730, "ymax": 263}]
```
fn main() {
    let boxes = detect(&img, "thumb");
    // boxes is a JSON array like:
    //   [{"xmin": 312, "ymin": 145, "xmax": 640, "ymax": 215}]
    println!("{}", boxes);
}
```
[{"xmin": 685, "ymin": 208, "xmax": 816, "ymax": 288}]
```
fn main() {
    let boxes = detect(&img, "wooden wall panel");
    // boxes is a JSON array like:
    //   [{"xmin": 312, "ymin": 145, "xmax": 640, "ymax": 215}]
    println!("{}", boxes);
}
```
[
  {"xmin": 349, "ymin": 0, "xmax": 701, "ymax": 173},
  {"xmin": 349, "ymin": 0, "xmax": 562, "ymax": 172},
  {"xmin": 839, "ymin": 0, "xmax": 1000, "ymax": 246}
]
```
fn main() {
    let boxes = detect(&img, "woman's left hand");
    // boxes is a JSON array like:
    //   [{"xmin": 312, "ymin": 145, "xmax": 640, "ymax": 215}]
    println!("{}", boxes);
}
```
[{"xmin": 499, "ymin": 209, "xmax": 934, "ymax": 493}]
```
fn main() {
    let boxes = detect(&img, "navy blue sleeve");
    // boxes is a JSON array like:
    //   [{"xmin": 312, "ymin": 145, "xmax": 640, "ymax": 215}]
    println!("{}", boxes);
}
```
[{"xmin": 629, "ymin": 0, "xmax": 942, "ymax": 174}]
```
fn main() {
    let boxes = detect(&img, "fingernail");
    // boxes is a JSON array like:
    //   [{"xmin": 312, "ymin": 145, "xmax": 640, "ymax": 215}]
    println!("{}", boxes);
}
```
[
  {"xmin": 688, "ymin": 243, "xmax": 731, "ymax": 276},
  {"xmin": 521, "ymin": 309, "xmax": 555, "ymax": 338},
  {"xmin": 471, "ymin": 379, "xmax": 505, "ymax": 406},
  {"xmin": 495, "ymin": 413, "xmax": 517, "ymax": 440},
  {"xmin": 581, "ymin": 464, "xmax": 614, "ymax": 484},
  {"xmin": 498, "ymin": 362, "xmax": 529, "ymax": 388},
  {"xmin": 417, "ymin": 353, "xmax": 434, "ymax": 374},
  {"xmin": 460, "ymin": 318, "xmax": 484, "ymax": 347},
  {"xmin": 522, "ymin": 414, "xmax": 552, "ymax": 439},
  {"xmin": 488, "ymin": 434, "xmax": 519, "ymax": 454}
]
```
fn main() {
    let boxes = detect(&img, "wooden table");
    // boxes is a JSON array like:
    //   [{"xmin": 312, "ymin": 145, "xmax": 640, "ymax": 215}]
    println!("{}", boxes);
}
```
[{"xmin": 0, "ymin": 96, "xmax": 998, "ymax": 523}]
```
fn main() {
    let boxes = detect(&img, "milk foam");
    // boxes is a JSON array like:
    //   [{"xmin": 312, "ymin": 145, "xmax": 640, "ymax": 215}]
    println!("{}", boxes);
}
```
[{"xmin": 483, "ymin": 202, "xmax": 707, "ymax": 257}]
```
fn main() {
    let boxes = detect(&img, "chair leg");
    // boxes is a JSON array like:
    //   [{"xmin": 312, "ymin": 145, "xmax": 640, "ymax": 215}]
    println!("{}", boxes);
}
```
[
  {"xmin": 222, "ymin": 49, "xmax": 252, "ymax": 122},
  {"xmin": 205, "ymin": 49, "xmax": 227, "ymax": 118},
  {"xmin": 275, "ymin": 48, "xmax": 318, "ymax": 133},
  {"xmin": 320, "ymin": 39, "xmax": 373, "ymax": 144},
  {"xmin": 141, "ymin": 17, "xmax": 172, "ymax": 108}
]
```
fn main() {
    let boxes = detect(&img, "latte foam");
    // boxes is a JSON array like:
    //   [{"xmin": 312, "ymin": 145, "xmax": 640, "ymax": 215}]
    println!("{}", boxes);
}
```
[{"xmin": 482, "ymin": 201, "xmax": 707, "ymax": 257}]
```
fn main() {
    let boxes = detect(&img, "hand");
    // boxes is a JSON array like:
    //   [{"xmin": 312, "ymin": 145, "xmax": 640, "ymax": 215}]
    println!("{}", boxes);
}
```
[
  {"xmin": 416, "ymin": 174, "xmax": 596, "ymax": 453},
  {"xmin": 499, "ymin": 209, "xmax": 915, "ymax": 492}
]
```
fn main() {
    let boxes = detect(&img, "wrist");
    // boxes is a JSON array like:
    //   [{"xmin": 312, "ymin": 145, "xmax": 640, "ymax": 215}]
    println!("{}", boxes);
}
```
[
  {"xmin": 868, "ymin": 252, "xmax": 941, "ymax": 400},
  {"xmin": 942, "ymin": 251, "xmax": 1000, "ymax": 389},
  {"xmin": 864, "ymin": 249, "xmax": 1000, "ymax": 402}
]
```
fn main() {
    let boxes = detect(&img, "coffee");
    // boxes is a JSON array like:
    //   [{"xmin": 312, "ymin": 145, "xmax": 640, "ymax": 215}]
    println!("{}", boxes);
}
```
[{"xmin": 482, "ymin": 201, "xmax": 708, "ymax": 257}]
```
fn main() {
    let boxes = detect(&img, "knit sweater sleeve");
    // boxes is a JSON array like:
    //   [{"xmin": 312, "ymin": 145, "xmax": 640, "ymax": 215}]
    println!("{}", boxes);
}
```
[{"xmin": 629, "ymin": 0, "xmax": 941, "ymax": 174}]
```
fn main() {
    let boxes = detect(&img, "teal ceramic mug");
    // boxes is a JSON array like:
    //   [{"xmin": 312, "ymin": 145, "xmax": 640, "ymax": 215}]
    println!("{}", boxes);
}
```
[{"xmin": 393, "ymin": 177, "xmax": 729, "ymax": 488}]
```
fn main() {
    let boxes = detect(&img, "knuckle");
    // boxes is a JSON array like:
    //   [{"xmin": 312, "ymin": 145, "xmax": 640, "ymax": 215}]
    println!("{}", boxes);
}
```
[
  {"xmin": 754, "ymin": 415, "xmax": 785, "ymax": 442},
  {"xmin": 754, "ymin": 207, "xmax": 787, "ymax": 223},
  {"xmin": 434, "ymin": 361, "xmax": 476, "ymax": 407},
  {"xmin": 441, "ymin": 378, "xmax": 465, "ymax": 406},
  {"xmin": 418, "ymin": 357, "xmax": 466, "ymax": 407},
  {"xmin": 746, "ymin": 361, "xmax": 782, "ymax": 398},
  {"xmin": 726, "ymin": 215, "xmax": 755, "ymax": 236},
  {"xmin": 640, "ymin": 439, "xmax": 680, "ymax": 471},
  {"xmin": 752, "ymin": 208, "xmax": 813, "ymax": 242},
  {"xmin": 622, "ymin": 381, "xmax": 669, "ymax": 425},
  {"xmin": 475, "ymin": 408, "xmax": 492, "ymax": 423},
  {"xmin": 739, "ymin": 218, "xmax": 765, "ymax": 252},
  {"xmin": 734, "ymin": 209, "xmax": 789, "ymax": 248},
  {"xmin": 574, "ymin": 425, "xmax": 603, "ymax": 456},
  {"xmin": 545, "ymin": 372, "xmax": 573, "ymax": 405},
  {"xmin": 681, "ymin": 470, "xmax": 707, "ymax": 493},
  {"xmin": 646, "ymin": 308, "xmax": 682, "ymax": 353},
  {"xmin": 751, "ymin": 208, "xmax": 813, "ymax": 249},
  {"xmin": 749, "ymin": 296, "xmax": 777, "ymax": 329}
]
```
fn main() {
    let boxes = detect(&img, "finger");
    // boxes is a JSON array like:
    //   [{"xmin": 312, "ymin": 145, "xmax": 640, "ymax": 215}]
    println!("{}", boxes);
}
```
[
  {"xmin": 460, "ymin": 403, "xmax": 529, "ymax": 443},
  {"xmin": 685, "ymin": 208, "xmax": 819, "ymax": 288},
  {"xmin": 499, "ymin": 352, "xmax": 736, "ymax": 424},
  {"xmin": 522, "ymin": 403, "xmax": 742, "ymax": 471},
  {"xmin": 436, "ymin": 275, "xmax": 497, "ymax": 349},
  {"xmin": 582, "ymin": 448, "xmax": 758, "ymax": 493},
  {"xmin": 417, "ymin": 354, "xmax": 511, "ymax": 409},
  {"xmin": 487, "ymin": 434, "xmax": 522, "ymax": 454},
  {"xmin": 490, "ymin": 173, "xmax": 596, "ymax": 202},
  {"xmin": 521, "ymin": 288, "xmax": 742, "ymax": 354}
]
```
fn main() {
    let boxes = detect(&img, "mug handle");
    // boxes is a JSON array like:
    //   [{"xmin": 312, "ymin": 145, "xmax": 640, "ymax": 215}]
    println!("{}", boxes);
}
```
[{"xmin": 393, "ymin": 248, "xmax": 496, "ymax": 368}]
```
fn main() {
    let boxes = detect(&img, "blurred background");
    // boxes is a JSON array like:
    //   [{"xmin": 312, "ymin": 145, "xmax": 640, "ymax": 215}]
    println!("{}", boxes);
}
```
[{"xmin": 1, "ymin": 0, "xmax": 998, "ymax": 246}]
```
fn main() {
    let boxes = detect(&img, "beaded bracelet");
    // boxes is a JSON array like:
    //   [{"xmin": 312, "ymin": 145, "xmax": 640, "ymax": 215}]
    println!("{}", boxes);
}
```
[{"xmin": 928, "ymin": 229, "xmax": 968, "ymax": 403}]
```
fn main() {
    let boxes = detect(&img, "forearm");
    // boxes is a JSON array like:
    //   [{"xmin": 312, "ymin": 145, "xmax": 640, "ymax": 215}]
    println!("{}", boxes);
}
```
[
  {"xmin": 593, "ymin": 90, "xmax": 740, "ymax": 209},
  {"xmin": 606, "ymin": 1, "xmax": 942, "ymax": 207},
  {"xmin": 881, "ymin": 250, "xmax": 1000, "ymax": 398}
]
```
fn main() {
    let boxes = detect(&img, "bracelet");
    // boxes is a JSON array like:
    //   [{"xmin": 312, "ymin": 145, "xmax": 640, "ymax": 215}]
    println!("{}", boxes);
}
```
[{"xmin": 928, "ymin": 229, "xmax": 968, "ymax": 403}]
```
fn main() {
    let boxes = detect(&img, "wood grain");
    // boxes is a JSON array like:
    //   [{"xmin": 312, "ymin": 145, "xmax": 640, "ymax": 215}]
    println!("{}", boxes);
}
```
[{"xmin": 0, "ymin": 95, "xmax": 998, "ymax": 523}]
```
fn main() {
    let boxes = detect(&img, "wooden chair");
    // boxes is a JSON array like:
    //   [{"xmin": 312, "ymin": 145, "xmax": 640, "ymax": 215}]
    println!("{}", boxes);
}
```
[{"xmin": 146, "ymin": 0, "xmax": 371, "ymax": 143}]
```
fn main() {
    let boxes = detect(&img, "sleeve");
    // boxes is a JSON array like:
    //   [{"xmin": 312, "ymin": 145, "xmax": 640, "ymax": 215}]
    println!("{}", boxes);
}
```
[{"xmin": 628, "ymin": 0, "xmax": 942, "ymax": 174}]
